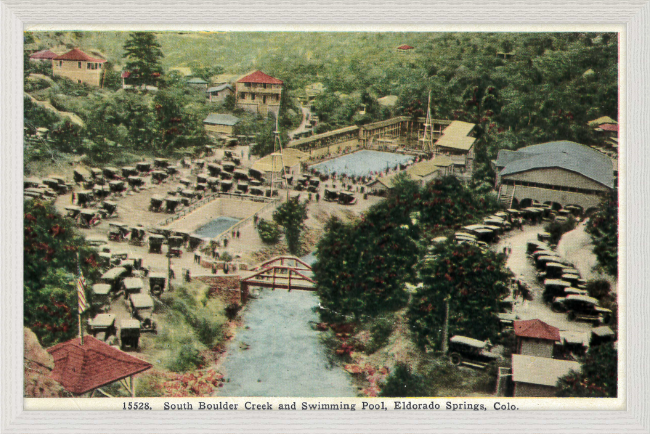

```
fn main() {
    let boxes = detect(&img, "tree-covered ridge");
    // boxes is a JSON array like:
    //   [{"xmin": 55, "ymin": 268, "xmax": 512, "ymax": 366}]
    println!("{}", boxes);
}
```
[{"xmin": 24, "ymin": 200, "xmax": 101, "ymax": 347}]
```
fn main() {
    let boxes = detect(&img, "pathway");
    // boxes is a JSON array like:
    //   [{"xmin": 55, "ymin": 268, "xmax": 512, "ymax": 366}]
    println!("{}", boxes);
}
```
[{"xmin": 494, "ymin": 224, "xmax": 592, "ymax": 334}]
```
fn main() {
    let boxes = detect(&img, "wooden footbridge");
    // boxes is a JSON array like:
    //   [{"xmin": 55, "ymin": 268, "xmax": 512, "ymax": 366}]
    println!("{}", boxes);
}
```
[{"xmin": 240, "ymin": 256, "xmax": 315, "ymax": 303}]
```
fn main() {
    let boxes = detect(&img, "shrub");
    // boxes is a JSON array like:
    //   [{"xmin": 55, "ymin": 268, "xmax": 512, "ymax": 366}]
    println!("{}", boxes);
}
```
[
  {"xmin": 225, "ymin": 303, "xmax": 241, "ymax": 321},
  {"xmin": 365, "ymin": 317, "xmax": 395, "ymax": 354},
  {"xmin": 379, "ymin": 363, "xmax": 429, "ymax": 397},
  {"xmin": 167, "ymin": 343, "xmax": 206, "ymax": 372},
  {"xmin": 256, "ymin": 218, "xmax": 281, "ymax": 244},
  {"xmin": 586, "ymin": 279, "xmax": 612, "ymax": 301}
]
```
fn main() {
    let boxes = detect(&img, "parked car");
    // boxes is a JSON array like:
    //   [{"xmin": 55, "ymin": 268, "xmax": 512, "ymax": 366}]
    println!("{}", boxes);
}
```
[{"xmin": 448, "ymin": 335, "xmax": 500, "ymax": 369}]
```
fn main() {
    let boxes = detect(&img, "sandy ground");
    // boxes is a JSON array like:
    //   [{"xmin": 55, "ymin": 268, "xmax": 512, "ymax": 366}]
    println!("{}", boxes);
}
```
[
  {"xmin": 494, "ymin": 223, "xmax": 595, "ymax": 334},
  {"xmin": 51, "ymin": 145, "xmax": 383, "ymax": 277}
]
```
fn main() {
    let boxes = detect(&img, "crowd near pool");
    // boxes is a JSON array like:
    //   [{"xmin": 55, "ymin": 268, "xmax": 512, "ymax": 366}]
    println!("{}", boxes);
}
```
[
  {"xmin": 310, "ymin": 150, "xmax": 414, "ymax": 178},
  {"xmin": 193, "ymin": 216, "xmax": 241, "ymax": 238}
]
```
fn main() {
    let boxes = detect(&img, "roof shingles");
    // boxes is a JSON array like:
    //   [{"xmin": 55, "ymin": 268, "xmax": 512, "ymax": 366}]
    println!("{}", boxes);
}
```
[
  {"xmin": 47, "ymin": 336, "xmax": 151, "ymax": 395},
  {"xmin": 514, "ymin": 319, "xmax": 561, "ymax": 341}
]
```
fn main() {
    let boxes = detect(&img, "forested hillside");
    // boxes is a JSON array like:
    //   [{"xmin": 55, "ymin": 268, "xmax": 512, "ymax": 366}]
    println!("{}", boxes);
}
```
[{"xmin": 24, "ymin": 31, "xmax": 618, "ymax": 180}]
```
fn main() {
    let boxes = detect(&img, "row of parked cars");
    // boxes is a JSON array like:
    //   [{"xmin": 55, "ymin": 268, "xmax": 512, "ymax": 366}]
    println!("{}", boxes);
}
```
[
  {"xmin": 87, "ymin": 247, "xmax": 168, "ymax": 351},
  {"xmin": 527, "ymin": 240, "xmax": 613, "ymax": 326},
  {"xmin": 24, "ymin": 176, "xmax": 71, "ymax": 202}
]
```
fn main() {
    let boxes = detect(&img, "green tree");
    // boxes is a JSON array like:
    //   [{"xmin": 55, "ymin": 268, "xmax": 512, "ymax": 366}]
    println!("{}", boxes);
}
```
[
  {"xmin": 409, "ymin": 241, "xmax": 511, "ymax": 351},
  {"xmin": 256, "ymin": 218, "xmax": 281, "ymax": 244},
  {"xmin": 24, "ymin": 200, "xmax": 101, "ymax": 347},
  {"xmin": 123, "ymin": 32, "xmax": 164, "ymax": 88},
  {"xmin": 273, "ymin": 197, "xmax": 309, "ymax": 255},
  {"xmin": 556, "ymin": 342, "xmax": 617, "ymax": 397},
  {"xmin": 379, "ymin": 363, "xmax": 429, "ymax": 397},
  {"xmin": 586, "ymin": 191, "xmax": 618, "ymax": 276},
  {"xmin": 314, "ymin": 177, "xmax": 421, "ymax": 319},
  {"xmin": 191, "ymin": 65, "xmax": 224, "ymax": 82}
]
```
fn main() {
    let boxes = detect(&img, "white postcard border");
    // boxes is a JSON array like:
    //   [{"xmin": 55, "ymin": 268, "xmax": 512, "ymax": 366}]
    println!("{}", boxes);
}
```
[{"xmin": 1, "ymin": 1, "xmax": 649, "ymax": 433}]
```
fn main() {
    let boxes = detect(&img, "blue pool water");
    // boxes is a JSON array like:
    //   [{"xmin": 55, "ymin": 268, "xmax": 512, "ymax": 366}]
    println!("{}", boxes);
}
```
[
  {"xmin": 310, "ymin": 150, "xmax": 414, "ymax": 177},
  {"xmin": 193, "ymin": 216, "xmax": 241, "ymax": 238}
]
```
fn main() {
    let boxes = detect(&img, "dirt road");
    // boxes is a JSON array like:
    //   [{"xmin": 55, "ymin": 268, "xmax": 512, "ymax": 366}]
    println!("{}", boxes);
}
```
[{"xmin": 494, "ymin": 224, "xmax": 593, "ymax": 334}]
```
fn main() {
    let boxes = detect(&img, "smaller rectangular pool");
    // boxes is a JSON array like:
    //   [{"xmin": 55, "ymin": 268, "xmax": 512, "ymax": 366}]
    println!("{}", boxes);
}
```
[
  {"xmin": 310, "ymin": 150, "xmax": 414, "ymax": 177},
  {"xmin": 193, "ymin": 216, "xmax": 241, "ymax": 238}
]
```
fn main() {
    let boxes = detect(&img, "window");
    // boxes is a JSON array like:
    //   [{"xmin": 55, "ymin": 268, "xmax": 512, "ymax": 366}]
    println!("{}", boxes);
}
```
[
  {"xmin": 263, "ymin": 83, "xmax": 267, "ymax": 89},
  {"xmin": 245, "ymin": 83, "xmax": 251, "ymax": 88},
  {"xmin": 239, "ymin": 93, "xmax": 246, "ymax": 100},
  {"xmin": 58, "ymin": 61, "xmax": 63, "ymax": 67},
  {"xmin": 263, "ymin": 96, "xmax": 267, "ymax": 104},
  {"xmin": 78, "ymin": 61, "xmax": 82, "ymax": 68},
  {"xmin": 251, "ymin": 94, "xmax": 256, "ymax": 101}
]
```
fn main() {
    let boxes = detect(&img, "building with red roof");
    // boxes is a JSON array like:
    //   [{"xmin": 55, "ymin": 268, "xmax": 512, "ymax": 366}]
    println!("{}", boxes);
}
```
[
  {"xmin": 52, "ymin": 48, "xmax": 107, "ymax": 87},
  {"xmin": 397, "ymin": 44, "xmax": 414, "ymax": 51},
  {"xmin": 514, "ymin": 319, "xmax": 561, "ymax": 359},
  {"xmin": 29, "ymin": 49, "xmax": 59, "ymax": 62},
  {"xmin": 235, "ymin": 70, "xmax": 283, "ymax": 118},
  {"xmin": 47, "ymin": 335, "xmax": 152, "ymax": 396}
]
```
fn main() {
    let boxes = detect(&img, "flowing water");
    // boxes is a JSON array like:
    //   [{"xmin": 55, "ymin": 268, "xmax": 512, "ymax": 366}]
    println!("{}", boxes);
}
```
[{"xmin": 215, "ymin": 253, "xmax": 356, "ymax": 397}]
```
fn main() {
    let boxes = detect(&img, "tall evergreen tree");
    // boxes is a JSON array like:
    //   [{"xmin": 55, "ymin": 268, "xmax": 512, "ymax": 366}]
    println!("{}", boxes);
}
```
[
  {"xmin": 273, "ymin": 197, "xmax": 309, "ymax": 255},
  {"xmin": 123, "ymin": 32, "xmax": 164, "ymax": 88}
]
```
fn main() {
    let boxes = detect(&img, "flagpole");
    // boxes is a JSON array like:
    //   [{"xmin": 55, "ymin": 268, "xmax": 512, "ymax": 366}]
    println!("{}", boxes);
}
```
[{"xmin": 77, "ymin": 252, "xmax": 84, "ymax": 345}]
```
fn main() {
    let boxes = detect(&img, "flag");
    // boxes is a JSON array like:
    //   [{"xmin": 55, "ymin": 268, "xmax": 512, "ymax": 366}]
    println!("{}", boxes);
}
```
[{"xmin": 77, "ymin": 268, "xmax": 88, "ymax": 314}]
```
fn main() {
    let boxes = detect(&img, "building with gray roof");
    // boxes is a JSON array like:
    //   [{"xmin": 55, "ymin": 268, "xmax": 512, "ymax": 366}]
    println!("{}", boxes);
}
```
[
  {"xmin": 206, "ymin": 83, "xmax": 234, "ymax": 103},
  {"xmin": 495, "ymin": 141, "xmax": 614, "ymax": 212},
  {"xmin": 203, "ymin": 113, "xmax": 241, "ymax": 137}
]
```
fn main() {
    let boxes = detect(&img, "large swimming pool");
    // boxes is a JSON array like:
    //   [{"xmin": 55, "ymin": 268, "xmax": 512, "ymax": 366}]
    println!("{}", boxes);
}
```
[
  {"xmin": 193, "ymin": 216, "xmax": 241, "ymax": 238},
  {"xmin": 310, "ymin": 150, "xmax": 414, "ymax": 177}
]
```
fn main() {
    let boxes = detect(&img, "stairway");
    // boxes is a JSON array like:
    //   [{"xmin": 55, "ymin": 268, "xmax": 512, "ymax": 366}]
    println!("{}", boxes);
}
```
[{"xmin": 498, "ymin": 184, "xmax": 516, "ymax": 208}]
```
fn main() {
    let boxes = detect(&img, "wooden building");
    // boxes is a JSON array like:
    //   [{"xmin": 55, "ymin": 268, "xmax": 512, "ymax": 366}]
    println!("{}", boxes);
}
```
[
  {"xmin": 235, "ymin": 70, "xmax": 283, "ymax": 118},
  {"xmin": 514, "ymin": 319, "xmax": 561, "ymax": 359},
  {"xmin": 495, "ymin": 141, "xmax": 614, "ymax": 211},
  {"xmin": 29, "ymin": 49, "xmax": 59, "ymax": 62},
  {"xmin": 52, "ymin": 48, "xmax": 106, "ymax": 87},
  {"xmin": 203, "ymin": 113, "xmax": 240, "ymax": 137},
  {"xmin": 206, "ymin": 84, "xmax": 233, "ymax": 103},
  {"xmin": 511, "ymin": 354, "xmax": 580, "ymax": 397},
  {"xmin": 433, "ymin": 121, "xmax": 477, "ymax": 173},
  {"xmin": 251, "ymin": 152, "xmax": 304, "ymax": 182},
  {"xmin": 187, "ymin": 77, "xmax": 209, "ymax": 90},
  {"xmin": 289, "ymin": 125, "xmax": 360, "ymax": 158}
]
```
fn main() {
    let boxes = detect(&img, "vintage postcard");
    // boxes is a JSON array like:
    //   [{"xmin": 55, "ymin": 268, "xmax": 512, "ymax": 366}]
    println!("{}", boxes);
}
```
[{"xmin": 12, "ymin": 23, "xmax": 634, "ymax": 428}]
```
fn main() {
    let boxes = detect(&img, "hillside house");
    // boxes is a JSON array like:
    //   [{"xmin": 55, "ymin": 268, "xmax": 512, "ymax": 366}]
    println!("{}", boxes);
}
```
[
  {"xmin": 203, "ymin": 113, "xmax": 240, "ymax": 137},
  {"xmin": 187, "ymin": 77, "xmax": 209, "ymax": 90},
  {"xmin": 495, "ymin": 141, "xmax": 614, "ymax": 211},
  {"xmin": 511, "ymin": 354, "xmax": 580, "ymax": 397},
  {"xmin": 29, "ymin": 49, "xmax": 59, "ymax": 62},
  {"xmin": 397, "ymin": 44, "xmax": 414, "ymax": 53},
  {"xmin": 52, "ymin": 48, "xmax": 106, "ymax": 87},
  {"xmin": 514, "ymin": 319, "xmax": 561, "ymax": 359},
  {"xmin": 206, "ymin": 84, "xmax": 234, "ymax": 103},
  {"xmin": 235, "ymin": 70, "xmax": 283, "ymax": 118}
]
